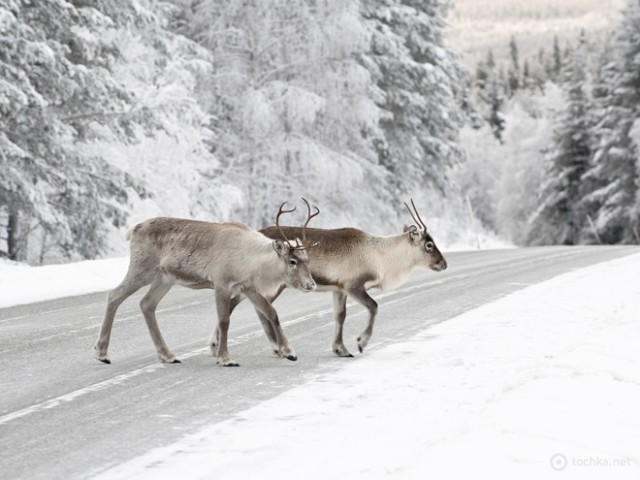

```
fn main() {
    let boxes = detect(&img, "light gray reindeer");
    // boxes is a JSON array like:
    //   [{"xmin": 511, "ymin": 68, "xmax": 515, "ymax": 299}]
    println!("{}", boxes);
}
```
[
  {"xmin": 232, "ymin": 199, "xmax": 447, "ymax": 358},
  {"xmin": 93, "ymin": 201, "xmax": 318, "ymax": 367}
]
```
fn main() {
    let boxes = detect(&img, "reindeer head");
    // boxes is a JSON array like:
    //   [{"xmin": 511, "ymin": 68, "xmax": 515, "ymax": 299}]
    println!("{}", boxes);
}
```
[
  {"xmin": 271, "ymin": 198, "xmax": 320, "ymax": 292},
  {"xmin": 403, "ymin": 199, "xmax": 448, "ymax": 272}
]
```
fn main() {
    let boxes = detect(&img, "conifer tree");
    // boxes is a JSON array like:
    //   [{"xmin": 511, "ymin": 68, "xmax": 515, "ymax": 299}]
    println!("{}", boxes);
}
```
[
  {"xmin": 507, "ymin": 36, "xmax": 520, "ymax": 96},
  {"xmin": 361, "ymin": 0, "xmax": 465, "ymax": 194},
  {"xmin": 0, "ymin": 0, "xmax": 140, "ymax": 261},
  {"xmin": 528, "ymin": 37, "xmax": 593, "ymax": 245},
  {"xmin": 552, "ymin": 35, "xmax": 563, "ymax": 80},
  {"xmin": 1, "ymin": 0, "xmax": 209, "ymax": 262},
  {"xmin": 581, "ymin": 1, "xmax": 640, "ymax": 244}
]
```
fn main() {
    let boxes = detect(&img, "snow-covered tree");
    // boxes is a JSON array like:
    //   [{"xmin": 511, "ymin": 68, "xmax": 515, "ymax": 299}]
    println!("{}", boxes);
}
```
[
  {"xmin": 507, "ymin": 35, "xmax": 520, "ymax": 96},
  {"xmin": 180, "ymin": 0, "xmax": 394, "ymax": 229},
  {"xmin": 581, "ymin": 1, "xmax": 640, "ymax": 244},
  {"xmin": 472, "ymin": 47, "xmax": 507, "ymax": 142},
  {"xmin": 0, "ymin": 0, "xmax": 142, "ymax": 261},
  {"xmin": 550, "ymin": 35, "xmax": 563, "ymax": 81},
  {"xmin": 1, "ymin": 0, "xmax": 227, "ymax": 263},
  {"xmin": 528, "ymin": 36, "xmax": 594, "ymax": 245},
  {"xmin": 361, "ymin": 0, "xmax": 465, "ymax": 195}
]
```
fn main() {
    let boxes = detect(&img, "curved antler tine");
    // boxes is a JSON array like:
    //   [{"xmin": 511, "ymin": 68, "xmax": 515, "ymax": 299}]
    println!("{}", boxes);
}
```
[
  {"xmin": 301, "ymin": 197, "xmax": 320, "ymax": 229},
  {"xmin": 404, "ymin": 200, "xmax": 421, "ymax": 229},
  {"xmin": 300, "ymin": 197, "xmax": 320, "ymax": 248},
  {"xmin": 275, "ymin": 202, "xmax": 297, "ymax": 245},
  {"xmin": 278, "ymin": 202, "xmax": 297, "ymax": 215},
  {"xmin": 410, "ymin": 198, "xmax": 427, "ymax": 231}
]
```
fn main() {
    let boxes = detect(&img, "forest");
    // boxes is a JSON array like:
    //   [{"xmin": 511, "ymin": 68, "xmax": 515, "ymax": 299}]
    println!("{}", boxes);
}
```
[
  {"xmin": 1, "ymin": 0, "xmax": 639, "ymax": 264},
  {"xmin": 460, "ymin": 1, "xmax": 640, "ymax": 246}
]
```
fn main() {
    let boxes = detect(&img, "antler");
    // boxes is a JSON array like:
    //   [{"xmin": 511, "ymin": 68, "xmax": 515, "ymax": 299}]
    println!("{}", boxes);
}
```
[
  {"xmin": 274, "ymin": 199, "xmax": 320, "ymax": 250},
  {"xmin": 404, "ymin": 198, "xmax": 427, "ymax": 231},
  {"xmin": 275, "ymin": 202, "xmax": 300, "ymax": 248},
  {"xmin": 301, "ymin": 197, "xmax": 320, "ymax": 248}
]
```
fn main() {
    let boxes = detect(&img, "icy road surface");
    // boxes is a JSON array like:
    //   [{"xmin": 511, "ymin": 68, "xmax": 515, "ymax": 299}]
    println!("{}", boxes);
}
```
[{"xmin": 0, "ymin": 246, "xmax": 638, "ymax": 479}]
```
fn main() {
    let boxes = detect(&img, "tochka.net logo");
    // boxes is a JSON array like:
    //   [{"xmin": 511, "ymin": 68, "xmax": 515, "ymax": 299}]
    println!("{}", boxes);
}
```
[{"xmin": 550, "ymin": 453, "xmax": 635, "ymax": 472}]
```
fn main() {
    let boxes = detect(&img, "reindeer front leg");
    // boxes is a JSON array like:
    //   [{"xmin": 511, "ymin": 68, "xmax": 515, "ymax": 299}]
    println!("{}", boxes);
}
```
[
  {"xmin": 215, "ymin": 293, "xmax": 281, "ymax": 356},
  {"xmin": 253, "ymin": 287, "xmax": 286, "ymax": 356},
  {"xmin": 209, "ymin": 294, "xmax": 244, "ymax": 356},
  {"xmin": 214, "ymin": 289, "xmax": 239, "ymax": 367},
  {"xmin": 243, "ymin": 289, "xmax": 297, "ymax": 361}
]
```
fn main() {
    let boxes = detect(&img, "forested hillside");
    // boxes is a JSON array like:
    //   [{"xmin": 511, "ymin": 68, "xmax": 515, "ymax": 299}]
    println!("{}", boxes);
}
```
[
  {"xmin": 2, "ymin": 0, "xmax": 638, "ymax": 264},
  {"xmin": 1, "ymin": 0, "xmax": 472, "ymax": 264},
  {"xmin": 448, "ymin": 0, "xmax": 627, "ymax": 68},
  {"xmin": 454, "ymin": 0, "xmax": 640, "ymax": 246}
]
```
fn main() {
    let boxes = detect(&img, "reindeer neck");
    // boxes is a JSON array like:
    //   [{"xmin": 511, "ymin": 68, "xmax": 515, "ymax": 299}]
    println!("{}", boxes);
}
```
[{"xmin": 371, "ymin": 233, "xmax": 419, "ymax": 292}]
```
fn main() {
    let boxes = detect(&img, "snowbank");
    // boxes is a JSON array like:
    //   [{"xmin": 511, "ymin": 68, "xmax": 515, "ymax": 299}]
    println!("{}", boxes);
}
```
[
  {"xmin": 0, "ymin": 257, "xmax": 128, "ymax": 308},
  {"xmin": 0, "ymin": 241, "xmax": 504, "ymax": 310},
  {"xmin": 92, "ymin": 253, "xmax": 640, "ymax": 480}
]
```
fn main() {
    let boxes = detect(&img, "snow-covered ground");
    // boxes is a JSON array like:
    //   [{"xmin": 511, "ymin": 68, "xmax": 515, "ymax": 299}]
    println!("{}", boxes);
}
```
[
  {"xmin": 79, "ymin": 253, "xmax": 640, "ymax": 480},
  {"xmin": 1, "ymin": 252, "xmax": 638, "ymax": 479},
  {"xmin": 0, "ymin": 257, "xmax": 129, "ymax": 309}
]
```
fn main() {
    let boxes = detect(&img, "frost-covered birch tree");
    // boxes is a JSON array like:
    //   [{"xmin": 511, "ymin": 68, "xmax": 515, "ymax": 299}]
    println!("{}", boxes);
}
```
[{"xmin": 184, "ymin": 0, "xmax": 392, "ymax": 229}]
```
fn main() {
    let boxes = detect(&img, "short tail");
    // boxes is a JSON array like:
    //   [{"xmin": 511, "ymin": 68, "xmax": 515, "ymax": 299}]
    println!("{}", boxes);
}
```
[{"xmin": 126, "ymin": 226, "xmax": 135, "ymax": 242}]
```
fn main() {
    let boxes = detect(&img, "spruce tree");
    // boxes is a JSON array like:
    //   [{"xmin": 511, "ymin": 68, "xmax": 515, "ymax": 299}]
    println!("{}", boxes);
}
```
[
  {"xmin": 0, "ymin": 0, "xmax": 140, "ymax": 261},
  {"xmin": 528, "ymin": 37, "xmax": 593, "ymax": 245},
  {"xmin": 361, "ymin": 0, "xmax": 465, "ymax": 194},
  {"xmin": 507, "ymin": 36, "xmax": 520, "ymax": 96},
  {"xmin": 582, "ymin": 1, "xmax": 640, "ymax": 244},
  {"xmin": 1, "ymin": 0, "xmax": 206, "ymax": 262}
]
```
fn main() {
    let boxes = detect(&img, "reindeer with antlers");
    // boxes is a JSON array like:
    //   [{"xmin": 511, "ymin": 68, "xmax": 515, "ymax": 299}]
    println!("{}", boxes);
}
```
[
  {"xmin": 240, "ymin": 199, "xmax": 447, "ymax": 358},
  {"xmin": 93, "ymin": 200, "xmax": 319, "ymax": 367}
]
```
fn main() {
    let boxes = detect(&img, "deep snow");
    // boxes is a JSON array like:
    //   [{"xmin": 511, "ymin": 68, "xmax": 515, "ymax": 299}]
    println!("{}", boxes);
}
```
[{"xmin": 80, "ymin": 252, "xmax": 640, "ymax": 480}]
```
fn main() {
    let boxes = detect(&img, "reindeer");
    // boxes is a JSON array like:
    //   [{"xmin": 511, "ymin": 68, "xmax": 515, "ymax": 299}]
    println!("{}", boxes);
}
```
[
  {"xmin": 233, "ymin": 199, "xmax": 447, "ymax": 357},
  {"xmin": 93, "ymin": 201, "xmax": 318, "ymax": 367}
]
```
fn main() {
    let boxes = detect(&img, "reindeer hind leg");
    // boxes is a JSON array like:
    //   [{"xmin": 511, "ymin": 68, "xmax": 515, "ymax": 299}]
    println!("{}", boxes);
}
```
[
  {"xmin": 140, "ymin": 274, "xmax": 178, "ymax": 363},
  {"xmin": 94, "ymin": 266, "xmax": 156, "ymax": 364}
]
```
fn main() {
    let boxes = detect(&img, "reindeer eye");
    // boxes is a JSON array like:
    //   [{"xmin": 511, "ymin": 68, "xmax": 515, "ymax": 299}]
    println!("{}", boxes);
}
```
[
  {"xmin": 288, "ymin": 259, "xmax": 297, "ymax": 267},
  {"xmin": 425, "ymin": 241, "xmax": 434, "ymax": 252}
]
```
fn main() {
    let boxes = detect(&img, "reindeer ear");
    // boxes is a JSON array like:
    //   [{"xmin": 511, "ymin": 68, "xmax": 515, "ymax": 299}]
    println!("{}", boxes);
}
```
[
  {"xmin": 272, "ymin": 239, "xmax": 291, "ymax": 257},
  {"xmin": 405, "ymin": 225, "xmax": 421, "ymax": 245}
]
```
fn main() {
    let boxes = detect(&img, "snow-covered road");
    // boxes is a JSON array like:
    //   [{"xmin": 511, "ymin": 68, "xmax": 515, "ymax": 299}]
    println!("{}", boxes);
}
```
[{"xmin": 1, "ymin": 246, "xmax": 639, "ymax": 479}]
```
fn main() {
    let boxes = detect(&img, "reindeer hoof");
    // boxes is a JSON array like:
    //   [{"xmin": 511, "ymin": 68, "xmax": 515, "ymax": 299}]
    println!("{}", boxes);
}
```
[
  {"xmin": 286, "ymin": 355, "xmax": 297, "ymax": 361},
  {"xmin": 218, "ymin": 358, "xmax": 240, "ymax": 367},
  {"xmin": 99, "ymin": 358, "xmax": 111, "ymax": 364},
  {"xmin": 357, "ymin": 335, "xmax": 370, "ymax": 353},
  {"xmin": 333, "ymin": 349, "xmax": 354, "ymax": 358},
  {"xmin": 333, "ymin": 343, "xmax": 353, "ymax": 358},
  {"xmin": 171, "ymin": 359, "xmax": 181, "ymax": 364}
]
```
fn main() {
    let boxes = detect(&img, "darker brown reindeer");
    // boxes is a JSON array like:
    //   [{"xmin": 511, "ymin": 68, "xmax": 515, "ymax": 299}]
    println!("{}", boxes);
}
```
[{"xmin": 231, "ymin": 199, "xmax": 447, "ymax": 357}]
